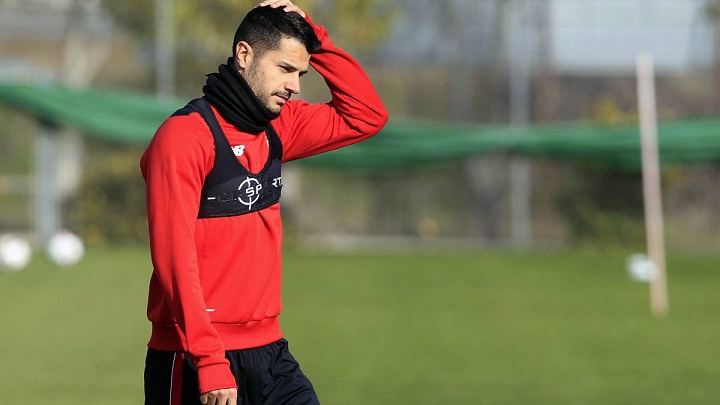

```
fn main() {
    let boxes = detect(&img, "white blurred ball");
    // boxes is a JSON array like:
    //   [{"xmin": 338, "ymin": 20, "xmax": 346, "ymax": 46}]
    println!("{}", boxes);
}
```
[
  {"xmin": 626, "ymin": 253, "xmax": 656, "ymax": 282},
  {"xmin": 0, "ymin": 234, "xmax": 32, "ymax": 272},
  {"xmin": 47, "ymin": 231, "xmax": 84, "ymax": 267}
]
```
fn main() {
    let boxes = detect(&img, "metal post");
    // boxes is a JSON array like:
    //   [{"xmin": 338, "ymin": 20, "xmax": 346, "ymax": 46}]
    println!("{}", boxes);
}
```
[
  {"xmin": 155, "ymin": 0, "xmax": 175, "ymax": 98},
  {"xmin": 508, "ymin": 0, "xmax": 532, "ymax": 248},
  {"xmin": 34, "ymin": 123, "xmax": 60, "ymax": 246}
]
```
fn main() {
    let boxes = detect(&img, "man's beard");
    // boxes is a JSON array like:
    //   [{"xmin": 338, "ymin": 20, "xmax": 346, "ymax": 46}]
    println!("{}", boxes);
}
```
[{"xmin": 245, "ymin": 63, "xmax": 286, "ymax": 116}]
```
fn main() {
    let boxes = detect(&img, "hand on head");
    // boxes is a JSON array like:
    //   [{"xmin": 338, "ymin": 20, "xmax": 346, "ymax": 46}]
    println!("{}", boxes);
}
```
[{"xmin": 258, "ymin": 0, "xmax": 306, "ymax": 18}]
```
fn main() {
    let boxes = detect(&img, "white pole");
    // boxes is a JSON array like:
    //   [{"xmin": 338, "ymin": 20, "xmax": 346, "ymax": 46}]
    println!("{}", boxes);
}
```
[{"xmin": 636, "ymin": 52, "xmax": 668, "ymax": 318}]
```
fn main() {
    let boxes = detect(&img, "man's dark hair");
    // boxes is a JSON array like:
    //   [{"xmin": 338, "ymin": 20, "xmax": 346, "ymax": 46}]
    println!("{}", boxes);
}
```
[{"xmin": 233, "ymin": 6, "xmax": 321, "ymax": 58}]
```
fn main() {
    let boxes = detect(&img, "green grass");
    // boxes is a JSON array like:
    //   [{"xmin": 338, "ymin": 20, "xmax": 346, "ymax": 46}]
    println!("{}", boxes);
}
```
[{"xmin": 0, "ymin": 247, "xmax": 718, "ymax": 404}]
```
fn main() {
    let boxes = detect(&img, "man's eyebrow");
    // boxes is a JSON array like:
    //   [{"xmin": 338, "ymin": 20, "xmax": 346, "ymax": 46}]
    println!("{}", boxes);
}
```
[{"xmin": 279, "ymin": 61, "xmax": 308, "ymax": 74}]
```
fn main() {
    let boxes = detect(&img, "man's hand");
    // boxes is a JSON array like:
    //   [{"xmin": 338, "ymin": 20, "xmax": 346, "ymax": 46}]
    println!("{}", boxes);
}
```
[
  {"xmin": 258, "ymin": 0, "xmax": 306, "ymax": 18},
  {"xmin": 200, "ymin": 388, "xmax": 238, "ymax": 405}
]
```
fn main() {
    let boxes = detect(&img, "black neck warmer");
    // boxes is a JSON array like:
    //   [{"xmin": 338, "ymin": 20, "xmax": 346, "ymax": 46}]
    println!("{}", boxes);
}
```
[{"xmin": 202, "ymin": 57, "xmax": 278, "ymax": 134}]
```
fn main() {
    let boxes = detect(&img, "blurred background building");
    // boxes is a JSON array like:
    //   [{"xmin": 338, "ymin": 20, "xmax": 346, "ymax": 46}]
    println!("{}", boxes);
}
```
[{"xmin": 1, "ymin": 0, "xmax": 720, "ymax": 252}]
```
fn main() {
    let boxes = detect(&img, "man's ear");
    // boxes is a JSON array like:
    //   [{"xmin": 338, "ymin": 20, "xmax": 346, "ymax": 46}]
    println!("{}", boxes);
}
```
[{"xmin": 234, "ymin": 41, "xmax": 254, "ymax": 71}]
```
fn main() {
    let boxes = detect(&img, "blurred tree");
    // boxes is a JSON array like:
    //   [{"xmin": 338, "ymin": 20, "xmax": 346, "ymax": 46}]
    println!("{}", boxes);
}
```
[
  {"xmin": 705, "ymin": 0, "xmax": 720, "ymax": 112},
  {"xmin": 101, "ymin": 0, "xmax": 395, "ymax": 94},
  {"xmin": 309, "ymin": 0, "xmax": 395, "ymax": 52},
  {"xmin": 555, "ymin": 166, "xmax": 646, "ymax": 248},
  {"xmin": 66, "ymin": 145, "xmax": 148, "ymax": 245},
  {"xmin": 554, "ymin": 97, "xmax": 645, "ymax": 248}
]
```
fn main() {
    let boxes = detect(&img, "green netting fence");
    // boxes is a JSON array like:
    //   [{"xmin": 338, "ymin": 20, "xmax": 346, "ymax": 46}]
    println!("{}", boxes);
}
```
[{"xmin": 2, "ymin": 81, "xmax": 720, "ymax": 171}]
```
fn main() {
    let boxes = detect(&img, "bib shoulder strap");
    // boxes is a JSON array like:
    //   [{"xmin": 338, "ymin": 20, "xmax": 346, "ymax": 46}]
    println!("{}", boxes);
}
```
[{"xmin": 189, "ymin": 98, "xmax": 225, "ymax": 145}]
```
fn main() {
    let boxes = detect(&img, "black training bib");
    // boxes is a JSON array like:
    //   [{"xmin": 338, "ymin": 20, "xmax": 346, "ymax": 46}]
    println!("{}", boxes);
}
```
[{"xmin": 174, "ymin": 98, "xmax": 283, "ymax": 218}]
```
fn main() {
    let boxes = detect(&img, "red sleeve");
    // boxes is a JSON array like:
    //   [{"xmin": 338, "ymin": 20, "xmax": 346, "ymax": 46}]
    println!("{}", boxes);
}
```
[
  {"xmin": 140, "ymin": 114, "xmax": 237, "ymax": 394},
  {"xmin": 277, "ymin": 14, "xmax": 389, "ymax": 162}
]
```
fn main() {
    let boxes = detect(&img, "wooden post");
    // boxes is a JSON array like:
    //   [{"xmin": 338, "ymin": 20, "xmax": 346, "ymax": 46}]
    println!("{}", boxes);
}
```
[{"xmin": 636, "ymin": 52, "xmax": 668, "ymax": 317}]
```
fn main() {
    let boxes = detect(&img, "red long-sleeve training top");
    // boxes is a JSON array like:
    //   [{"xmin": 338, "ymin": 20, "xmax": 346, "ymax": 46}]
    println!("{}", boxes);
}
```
[{"xmin": 140, "ymin": 15, "xmax": 388, "ymax": 395}]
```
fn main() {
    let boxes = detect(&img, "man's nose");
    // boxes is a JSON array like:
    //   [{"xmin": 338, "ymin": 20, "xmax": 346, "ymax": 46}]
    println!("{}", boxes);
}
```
[{"xmin": 286, "ymin": 74, "xmax": 301, "ymax": 94}]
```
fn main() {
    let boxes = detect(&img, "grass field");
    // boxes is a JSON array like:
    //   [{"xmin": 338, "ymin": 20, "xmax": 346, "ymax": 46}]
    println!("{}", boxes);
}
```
[{"xmin": 0, "ymin": 246, "xmax": 718, "ymax": 404}]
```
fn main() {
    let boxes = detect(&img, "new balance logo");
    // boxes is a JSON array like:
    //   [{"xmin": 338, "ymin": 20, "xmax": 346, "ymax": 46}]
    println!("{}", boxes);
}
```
[{"xmin": 232, "ymin": 145, "xmax": 246, "ymax": 157}]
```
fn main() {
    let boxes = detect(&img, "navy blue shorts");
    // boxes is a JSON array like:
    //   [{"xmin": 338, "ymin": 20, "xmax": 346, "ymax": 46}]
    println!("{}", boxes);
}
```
[{"xmin": 144, "ymin": 339, "xmax": 319, "ymax": 405}]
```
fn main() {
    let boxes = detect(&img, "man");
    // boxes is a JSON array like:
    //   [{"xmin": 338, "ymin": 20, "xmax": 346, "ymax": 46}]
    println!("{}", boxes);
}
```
[{"xmin": 140, "ymin": 1, "xmax": 388, "ymax": 404}]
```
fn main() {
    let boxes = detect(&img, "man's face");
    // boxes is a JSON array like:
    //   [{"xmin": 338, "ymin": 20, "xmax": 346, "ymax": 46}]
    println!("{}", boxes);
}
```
[{"xmin": 240, "ymin": 37, "xmax": 311, "ymax": 114}]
